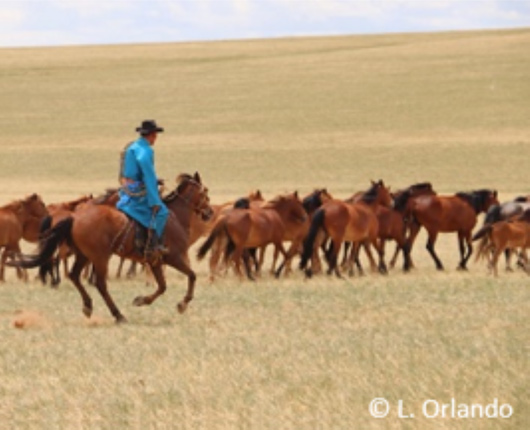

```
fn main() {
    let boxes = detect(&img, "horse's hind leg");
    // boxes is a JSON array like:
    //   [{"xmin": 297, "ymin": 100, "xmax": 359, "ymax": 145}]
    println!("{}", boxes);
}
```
[
  {"xmin": 68, "ymin": 253, "xmax": 93, "ymax": 318},
  {"xmin": 92, "ymin": 259, "xmax": 127, "ymax": 323}
]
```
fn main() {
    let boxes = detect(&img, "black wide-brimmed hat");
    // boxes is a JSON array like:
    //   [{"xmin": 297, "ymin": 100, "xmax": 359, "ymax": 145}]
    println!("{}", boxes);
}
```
[{"xmin": 136, "ymin": 120, "xmax": 164, "ymax": 134}]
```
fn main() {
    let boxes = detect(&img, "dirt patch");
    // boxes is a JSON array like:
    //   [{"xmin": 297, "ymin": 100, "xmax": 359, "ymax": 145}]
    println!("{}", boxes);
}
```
[{"xmin": 11, "ymin": 309, "xmax": 51, "ymax": 330}]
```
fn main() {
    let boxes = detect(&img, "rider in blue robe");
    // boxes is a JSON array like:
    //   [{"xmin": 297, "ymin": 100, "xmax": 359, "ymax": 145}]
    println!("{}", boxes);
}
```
[{"xmin": 116, "ymin": 120, "xmax": 169, "ymax": 254}]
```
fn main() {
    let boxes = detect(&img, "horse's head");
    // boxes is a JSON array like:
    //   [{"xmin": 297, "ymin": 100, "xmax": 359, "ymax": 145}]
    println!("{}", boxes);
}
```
[
  {"xmin": 174, "ymin": 172, "xmax": 213, "ymax": 221},
  {"xmin": 248, "ymin": 189, "xmax": 264, "ymax": 202},
  {"xmin": 22, "ymin": 193, "xmax": 48, "ymax": 218},
  {"xmin": 367, "ymin": 180, "xmax": 393, "ymax": 207}
]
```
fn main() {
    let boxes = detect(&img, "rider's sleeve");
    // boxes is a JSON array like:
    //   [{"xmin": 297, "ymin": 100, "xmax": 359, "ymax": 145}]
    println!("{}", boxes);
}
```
[{"xmin": 136, "ymin": 147, "xmax": 163, "ymax": 208}]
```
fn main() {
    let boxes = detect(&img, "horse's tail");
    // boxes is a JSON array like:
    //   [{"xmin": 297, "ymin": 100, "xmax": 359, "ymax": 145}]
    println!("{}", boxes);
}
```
[
  {"xmin": 197, "ymin": 220, "xmax": 226, "ymax": 261},
  {"xmin": 472, "ymin": 224, "xmax": 493, "ymax": 263},
  {"xmin": 39, "ymin": 215, "xmax": 53, "ymax": 237},
  {"xmin": 299, "ymin": 208, "xmax": 325, "ymax": 270},
  {"xmin": 472, "ymin": 224, "xmax": 493, "ymax": 242},
  {"xmin": 38, "ymin": 215, "xmax": 55, "ymax": 284},
  {"xmin": 8, "ymin": 217, "xmax": 73, "ymax": 269}
]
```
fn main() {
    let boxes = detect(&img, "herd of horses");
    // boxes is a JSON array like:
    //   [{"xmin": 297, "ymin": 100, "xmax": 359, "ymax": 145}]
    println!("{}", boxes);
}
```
[{"xmin": 2, "ymin": 172, "xmax": 529, "ymax": 323}]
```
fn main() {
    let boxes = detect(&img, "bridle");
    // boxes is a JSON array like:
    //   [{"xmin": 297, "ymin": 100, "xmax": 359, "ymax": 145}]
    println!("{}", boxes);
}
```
[{"xmin": 175, "ymin": 179, "xmax": 210, "ymax": 215}]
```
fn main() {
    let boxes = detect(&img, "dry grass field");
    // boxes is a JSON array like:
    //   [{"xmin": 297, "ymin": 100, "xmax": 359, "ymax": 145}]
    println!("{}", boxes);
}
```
[{"xmin": 0, "ymin": 29, "xmax": 529, "ymax": 429}]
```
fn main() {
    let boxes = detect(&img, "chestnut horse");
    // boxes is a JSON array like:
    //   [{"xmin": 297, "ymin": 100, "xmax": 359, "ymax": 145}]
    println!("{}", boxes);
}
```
[
  {"xmin": 10, "ymin": 173, "xmax": 213, "ymax": 323},
  {"xmin": 300, "ymin": 180, "xmax": 392, "ymax": 278},
  {"xmin": 473, "ymin": 197, "xmax": 530, "ymax": 271},
  {"xmin": 404, "ymin": 189, "xmax": 498, "ymax": 271},
  {"xmin": 197, "ymin": 192, "xmax": 308, "ymax": 281},
  {"xmin": 0, "ymin": 194, "xmax": 48, "ymax": 281},
  {"xmin": 472, "ymin": 208, "xmax": 530, "ymax": 276},
  {"xmin": 273, "ymin": 188, "xmax": 334, "ymax": 277}
]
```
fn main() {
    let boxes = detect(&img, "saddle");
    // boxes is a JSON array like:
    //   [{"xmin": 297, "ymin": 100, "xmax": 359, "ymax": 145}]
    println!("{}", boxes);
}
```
[{"xmin": 124, "ymin": 218, "xmax": 164, "ymax": 263}]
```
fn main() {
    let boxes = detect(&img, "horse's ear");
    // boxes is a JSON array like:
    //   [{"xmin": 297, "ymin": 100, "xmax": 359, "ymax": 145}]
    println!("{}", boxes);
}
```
[
  {"xmin": 194, "ymin": 171, "xmax": 201, "ymax": 183},
  {"xmin": 256, "ymin": 190, "xmax": 262, "ymax": 199},
  {"xmin": 294, "ymin": 190, "xmax": 299, "ymax": 200},
  {"xmin": 370, "ymin": 179, "xmax": 375, "ymax": 185},
  {"xmin": 493, "ymin": 190, "xmax": 498, "ymax": 198}
]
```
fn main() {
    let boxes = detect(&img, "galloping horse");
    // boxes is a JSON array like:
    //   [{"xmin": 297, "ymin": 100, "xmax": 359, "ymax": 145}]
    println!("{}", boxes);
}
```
[
  {"xmin": 300, "ymin": 180, "xmax": 392, "ymax": 278},
  {"xmin": 0, "ymin": 194, "xmax": 48, "ymax": 281},
  {"xmin": 10, "ymin": 173, "xmax": 213, "ymax": 323},
  {"xmin": 197, "ymin": 192, "xmax": 308, "ymax": 281},
  {"xmin": 404, "ymin": 189, "xmax": 498, "ymax": 271}
]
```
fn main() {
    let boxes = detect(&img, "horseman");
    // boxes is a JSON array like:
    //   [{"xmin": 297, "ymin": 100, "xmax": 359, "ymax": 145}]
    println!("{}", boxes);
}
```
[{"xmin": 116, "ymin": 120, "xmax": 169, "ymax": 257}]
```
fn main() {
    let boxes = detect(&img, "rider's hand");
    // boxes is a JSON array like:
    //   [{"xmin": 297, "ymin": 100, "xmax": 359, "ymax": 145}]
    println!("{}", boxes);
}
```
[{"xmin": 152, "ymin": 205, "xmax": 161, "ymax": 215}]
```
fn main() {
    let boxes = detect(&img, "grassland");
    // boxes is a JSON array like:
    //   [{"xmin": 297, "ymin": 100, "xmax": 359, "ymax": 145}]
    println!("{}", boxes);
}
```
[{"xmin": 0, "ymin": 29, "xmax": 529, "ymax": 429}]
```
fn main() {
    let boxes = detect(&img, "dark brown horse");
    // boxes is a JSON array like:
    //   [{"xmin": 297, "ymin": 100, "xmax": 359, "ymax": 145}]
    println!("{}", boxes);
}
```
[
  {"xmin": 383, "ymin": 182, "xmax": 437, "ymax": 270},
  {"xmin": 404, "ymin": 189, "xmax": 499, "ymax": 271},
  {"xmin": 39, "ymin": 194, "xmax": 94, "ymax": 286},
  {"xmin": 300, "ymin": 180, "xmax": 392, "ymax": 278},
  {"xmin": 0, "ymin": 194, "xmax": 48, "ymax": 281},
  {"xmin": 197, "ymin": 192, "xmax": 308, "ymax": 281},
  {"xmin": 10, "ymin": 173, "xmax": 213, "ymax": 323}
]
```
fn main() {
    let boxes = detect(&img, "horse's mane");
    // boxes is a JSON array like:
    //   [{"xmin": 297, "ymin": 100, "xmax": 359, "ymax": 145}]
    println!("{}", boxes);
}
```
[
  {"xmin": 408, "ymin": 182, "xmax": 433, "ymax": 193},
  {"xmin": 93, "ymin": 188, "xmax": 119, "ymax": 205},
  {"xmin": 302, "ymin": 189, "xmax": 324, "ymax": 213},
  {"xmin": 0, "ymin": 200, "xmax": 22, "ymax": 212},
  {"xmin": 163, "ymin": 173, "xmax": 196, "ymax": 204},
  {"xmin": 392, "ymin": 183, "xmax": 434, "ymax": 212},
  {"xmin": 233, "ymin": 198, "xmax": 251, "ymax": 209},
  {"xmin": 392, "ymin": 190, "xmax": 412, "ymax": 212},
  {"xmin": 262, "ymin": 194, "xmax": 284, "ymax": 209},
  {"xmin": 455, "ymin": 189, "xmax": 494, "ymax": 213},
  {"xmin": 0, "ymin": 194, "xmax": 40, "ymax": 212},
  {"xmin": 360, "ymin": 181, "xmax": 383, "ymax": 204}
]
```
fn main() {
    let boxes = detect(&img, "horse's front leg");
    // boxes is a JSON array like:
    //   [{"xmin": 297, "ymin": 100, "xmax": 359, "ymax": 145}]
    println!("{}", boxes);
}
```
[{"xmin": 133, "ymin": 261, "xmax": 167, "ymax": 307}]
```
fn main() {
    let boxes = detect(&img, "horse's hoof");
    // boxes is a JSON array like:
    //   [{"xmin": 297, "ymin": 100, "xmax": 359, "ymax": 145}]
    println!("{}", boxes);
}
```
[
  {"xmin": 132, "ymin": 296, "xmax": 147, "ymax": 306},
  {"xmin": 177, "ymin": 301, "xmax": 188, "ymax": 314},
  {"xmin": 116, "ymin": 315, "xmax": 128, "ymax": 324},
  {"xmin": 456, "ymin": 266, "xmax": 468, "ymax": 271},
  {"xmin": 82, "ymin": 306, "xmax": 92, "ymax": 318}
]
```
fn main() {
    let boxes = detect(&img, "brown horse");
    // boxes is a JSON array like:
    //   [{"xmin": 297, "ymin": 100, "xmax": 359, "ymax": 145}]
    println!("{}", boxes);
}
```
[
  {"xmin": 472, "ymin": 209, "xmax": 530, "ymax": 276},
  {"xmin": 300, "ymin": 180, "xmax": 392, "ymax": 278},
  {"xmin": 272, "ymin": 188, "xmax": 334, "ymax": 277},
  {"xmin": 0, "ymin": 194, "xmax": 48, "ymax": 281},
  {"xmin": 197, "ymin": 192, "xmax": 308, "ymax": 281},
  {"xmin": 383, "ymin": 182, "xmax": 437, "ymax": 270},
  {"xmin": 10, "ymin": 173, "xmax": 213, "ymax": 323},
  {"xmin": 189, "ymin": 189, "xmax": 265, "ymax": 246},
  {"xmin": 404, "ymin": 189, "xmax": 499, "ymax": 271}
]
